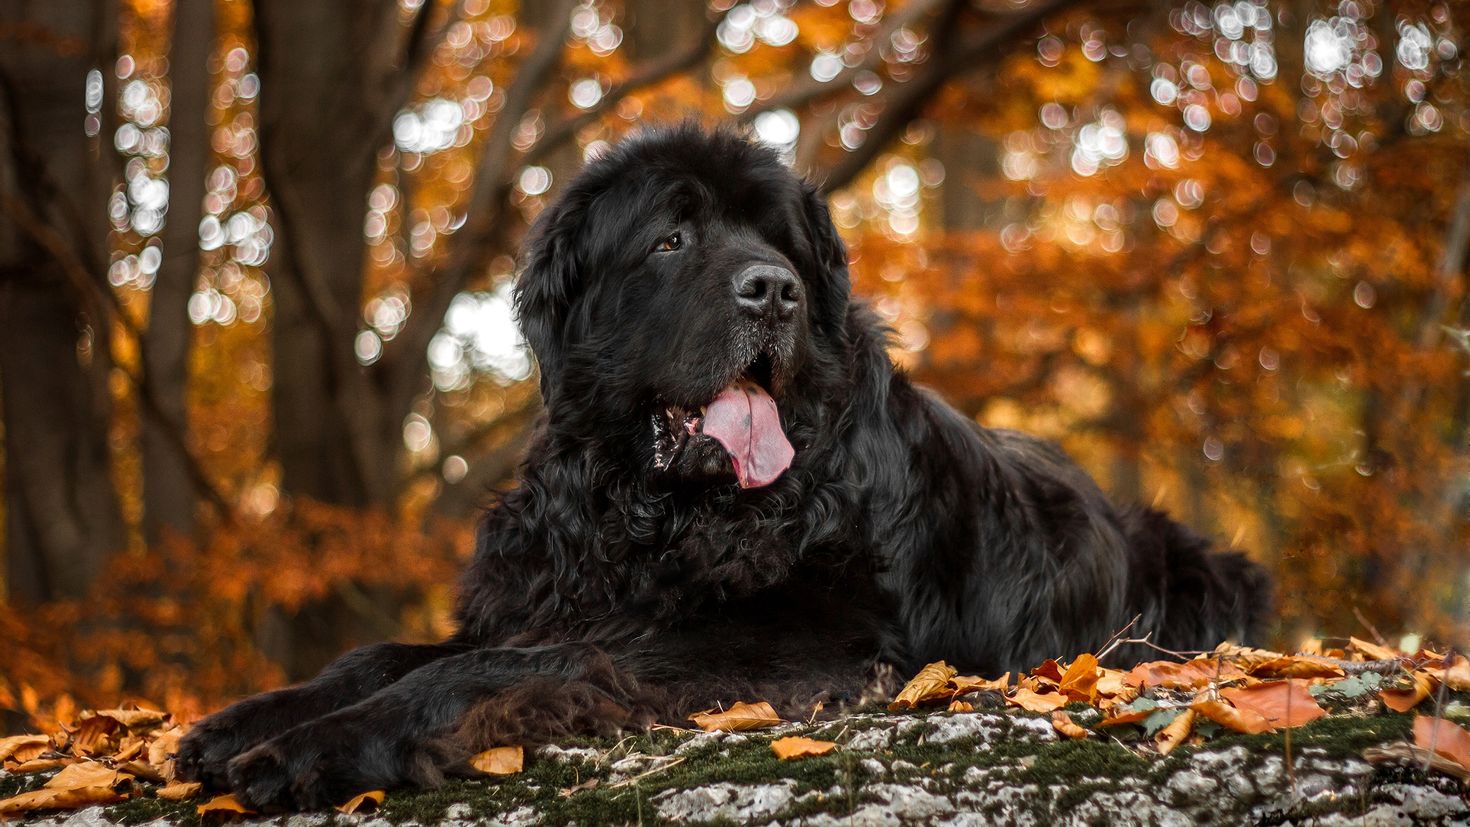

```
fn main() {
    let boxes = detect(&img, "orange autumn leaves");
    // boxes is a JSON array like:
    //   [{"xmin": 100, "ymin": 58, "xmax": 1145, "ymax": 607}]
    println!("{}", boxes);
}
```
[
  {"xmin": 888, "ymin": 638, "xmax": 1469, "ymax": 758},
  {"xmin": 686, "ymin": 703, "xmax": 839, "ymax": 761}
]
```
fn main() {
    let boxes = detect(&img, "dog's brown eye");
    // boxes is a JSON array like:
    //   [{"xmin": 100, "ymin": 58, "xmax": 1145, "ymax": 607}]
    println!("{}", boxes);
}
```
[{"xmin": 655, "ymin": 232, "xmax": 682, "ymax": 252}]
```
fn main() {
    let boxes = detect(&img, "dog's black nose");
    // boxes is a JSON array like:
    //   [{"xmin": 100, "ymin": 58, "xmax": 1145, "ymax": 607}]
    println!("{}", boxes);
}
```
[{"xmin": 733, "ymin": 264, "xmax": 801, "ymax": 318}]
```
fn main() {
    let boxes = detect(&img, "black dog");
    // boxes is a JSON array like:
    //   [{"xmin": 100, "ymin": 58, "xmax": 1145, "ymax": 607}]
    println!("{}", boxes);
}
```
[{"xmin": 177, "ymin": 124, "xmax": 1270, "ymax": 809}]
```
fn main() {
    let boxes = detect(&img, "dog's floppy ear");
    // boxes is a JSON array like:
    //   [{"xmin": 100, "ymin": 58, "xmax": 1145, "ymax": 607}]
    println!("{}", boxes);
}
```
[
  {"xmin": 801, "ymin": 181, "xmax": 852, "ymax": 332},
  {"xmin": 515, "ymin": 193, "xmax": 584, "ymax": 398}
]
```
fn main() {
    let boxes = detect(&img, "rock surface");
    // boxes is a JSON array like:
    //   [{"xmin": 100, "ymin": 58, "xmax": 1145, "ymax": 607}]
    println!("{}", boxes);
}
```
[{"xmin": 5, "ymin": 706, "xmax": 1467, "ymax": 826}]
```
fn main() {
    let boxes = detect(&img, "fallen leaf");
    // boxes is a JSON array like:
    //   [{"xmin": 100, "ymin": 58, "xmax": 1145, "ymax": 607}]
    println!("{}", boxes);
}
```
[
  {"xmin": 1249, "ymin": 656, "xmax": 1346, "ymax": 680},
  {"xmin": 1095, "ymin": 669, "xmax": 1129, "ymax": 698},
  {"xmin": 0, "ymin": 785, "xmax": 126, "ymax": 816},
  {"xmin": 1220, "ymin": 680, "xmax": 1327, "ymax": 728},
  {"xmin": 468, "ymin": 746, "xmax": 524, "ymax": 775},
  {"xmin": 1364, "ymin": 742, "xmax": 1470, "ymax": 783},
  {"xmin": 148, "ymin": 725, "xmax": 185, "ymax": 779},
  {"xmin": 771, "ymin": 736, "xmax": 837, "ymax": 760},
  {"xmin": 1191, "ymin": 698, "xmax": 1275, "ymax": 734},
  {"xmin": 1213, "ymin": 643, "xmax": 1287, "ymax": 672},
  {"xmin": 119, "ymin": 760, "xmax": 165, "ymax": 783},
  {"xmin": 1414, "ymin": 716, "xmax": 1470, "ymax": 773},
  {"xmin": 197, "ymin": 793, "xmax": 253, "ymax": 817},
  {"xmin": 10, "ymin": 758, "xmax": 70, "ymax": 773},
  {"xmin": 1155, "ymin": 708, "xmax": 1196, "ymax": 755},
  {"xmin": 1006, "ymin": 687, "xmax": 1069, "ymax": 713},
  {"xmin": 947, "ymin": 700, "xmax": 974, "ymax": 713},
  {"xmin": 114, "ymin": 737, "xmax": 146, "ymax": 763},
  {"xmin": 950, "ymin": 672, "xmax": 1009, "ymax": 696},
  {"xmin": 46, "ymin": 761, "xmax": 126, "ymax": 791},
  {"xmin": 1097, "ymin": 702, "xmax": 1161, "ymax": 728},
  {"xmin": 1125, "ymin": 659, "xmax": 1245, "ymax": 690},
  {"xmin": 70, "ymin": 716, "xmax": 123, "ymax": 756},
  {"xmin": 1059, "ymin": 654, "xmax": 1101, "ymax": 702},
  {"xmin": 90, "ymin": 708, "xmax": 169, "ymax": 731},
  {"xmin": 889, "ymin": 661, "xmax": 959, "ymax": 710},
  {"xmin": 1031, "ymin": 660, "xmax": 1065, "ymax": 683},
  {"xmin": 0, "ymin": 734, "xmax": 51, "ymax": 764},
  {"xmin": 1437, "ymin": 662, "xmax": 1470, "ymax": 692},
  {"xmin": 155, "ymin": 781, "xmax": 203, "ymax": 801},
  {"xmin": 1381, "ymin": 671, "xmax": 1435, "ymax": 713},
  {"xmin": 1349, "ymin": 636, "xmax": 1400, "ymax": 662},
  {"xmin": 1051, "ymin": 710, "xmax": 1088, "ymax": 739},
  {"xmin": 690, "ymin": 701, "xmax": 783, "ymax": 732},
  {"xmin": 337, "ymin": 790, "xmax": 385, "ymax": 814}
]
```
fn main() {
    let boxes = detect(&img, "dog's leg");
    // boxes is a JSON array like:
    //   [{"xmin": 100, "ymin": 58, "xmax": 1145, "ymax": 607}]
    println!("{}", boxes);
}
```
[
  {"xmin": 224, "ymin": 642, "xmax": 632, "ymax": 811},
  {"xmin": 176, "ymin": 641, "xmax": 465, "ymax": 790}
]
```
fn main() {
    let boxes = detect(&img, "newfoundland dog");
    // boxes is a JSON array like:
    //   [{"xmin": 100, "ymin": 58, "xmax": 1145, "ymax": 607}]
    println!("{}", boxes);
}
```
[{"xmin": 178, "ymin": 124, "xmax": 1270, "ymax": 809}]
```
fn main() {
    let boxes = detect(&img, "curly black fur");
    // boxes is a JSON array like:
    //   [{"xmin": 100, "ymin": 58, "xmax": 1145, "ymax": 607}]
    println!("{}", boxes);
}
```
[{"xmin": 176, "ymin": 124, "xmax": 1271, "ymax": 810}]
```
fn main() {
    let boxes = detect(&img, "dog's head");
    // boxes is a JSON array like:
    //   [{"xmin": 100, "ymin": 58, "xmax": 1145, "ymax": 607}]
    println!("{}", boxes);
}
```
[{"xmin": 515, "ymin": 125, "xmax": 850, "ymax": 489}]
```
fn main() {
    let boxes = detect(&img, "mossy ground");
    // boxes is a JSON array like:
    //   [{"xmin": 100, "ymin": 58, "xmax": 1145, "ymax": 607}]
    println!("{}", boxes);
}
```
[{"xmin": 4, "ymin": 696, "xmax": 1466, "ymax": 825}]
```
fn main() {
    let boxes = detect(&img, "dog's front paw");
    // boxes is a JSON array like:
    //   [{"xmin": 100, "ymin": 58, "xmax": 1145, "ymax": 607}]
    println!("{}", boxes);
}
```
[
  {"xmin": 226, "ymin": 722, "xmax": 445, "ymax": 811},
  {"xmin": 176, "ymin": 711, "xmax": 264, "ymax": 790}
]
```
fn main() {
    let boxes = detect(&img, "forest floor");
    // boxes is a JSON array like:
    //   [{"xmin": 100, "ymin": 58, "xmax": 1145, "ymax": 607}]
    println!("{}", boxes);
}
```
[{"xmin": 4, "ymin": 696, "xmax": 1469, "ymax": 826}]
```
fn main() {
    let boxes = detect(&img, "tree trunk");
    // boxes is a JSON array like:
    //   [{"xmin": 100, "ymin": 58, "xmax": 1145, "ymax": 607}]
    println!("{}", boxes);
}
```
[
  {"xmin": 141, "ymin": 0, "xmax": 216, "ymax": 545},
  {"xmin": 0, "ymin": 0, "xmax": 123, "ymax": 603}
]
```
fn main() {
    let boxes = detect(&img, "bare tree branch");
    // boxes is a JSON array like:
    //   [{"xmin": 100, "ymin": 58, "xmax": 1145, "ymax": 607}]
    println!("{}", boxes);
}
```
[{"xmin": 815, "ymin": 0, "xmax": 1082, "ymax": 194}]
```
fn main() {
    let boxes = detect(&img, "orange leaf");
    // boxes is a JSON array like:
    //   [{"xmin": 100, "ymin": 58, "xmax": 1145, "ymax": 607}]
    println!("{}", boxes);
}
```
[
  {"xmin": 0, "ymin": 734, "xmax": 51, "ymax": 764},
  {"xmin": 69, "ymin": 716, "xmax": 122, "ymax": 756},
  {"xmin": 689, "ymin": 701, "xmax": 783, "ymax": 732},
  {"xmin": 0, "ymin": 785, "xmax": 126, "ymax": 817},
  {"xmin": 1007, "ymin": 687, "xmax": 1069, "ymax": 713},
  {"xmin": 155, "ymin": 781, "xmax": 203, "ymax": 801},
  {"xmin": 1155, "ymin": 709, "xmax": 1196, "ymax": 755},
  {"xmin": 1220, "ymin": 680, "xmax": 1327, "ymax": 728},
  {"xmin": 1059, "ymin": 654, "xmax": 1101, "ymax": 702},
  {"xmin": 1413, "ymin": 716, "xmax": 1470, "ymax": 772},
  {"xmin": 45, "ymin": 761, "xmax": 126, "ymax": 791},
  {"xmin": 1191, "ymin": 698, "xmax": 1275, "ymax": 734},
  {"xmin": 197, "ymin": 793, "xmax": 253, "ymax": 817},
  {"xmin": 770, "ymin": 736, "xmax": 837, "ymax": 760},
  {"xmin": 1097, "ymin": 706, "xmax": 1158, "ymax": 728},
  {"xmin": 888, "ymin": 661, "xmax": 958, "ymax": 710},
  {"xmin": 950, "ymin": 672, "xmax": 1009, "ymax": 696},
  {"xmin": 1031, "ymin": 659, "xmax": 1065, "ymax": 683},
  {"xmin": 1349, "ymin": 636, "xmax": 1400, "ymax": 662},
  {"xmin": 1249, "ymin": 656, "xmax": 1345, "ymax": 680},
  {"xmin": 1381, "ymin": 671, "xmax": 1434, "ymax": 713},
  {"xmin": 947, "ymin": 700, "xmax": 974, "ymax": 713},
  {"xmin": 468, "ymin": 746, "xmax": 524, "ymax": 775},
  {"xmin": 336, "ymin": 790, "xmax": 385, "ymax": 814},
  {"xmin": 1051, "ymin": 710, "xmax": 1088, "ymax": 739},
  {"xmin": 1125, "ymin": 659, "xmax": 1245, "ymax": 690}
]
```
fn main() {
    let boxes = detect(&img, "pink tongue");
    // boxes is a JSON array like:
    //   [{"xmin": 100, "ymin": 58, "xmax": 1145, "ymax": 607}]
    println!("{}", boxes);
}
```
[{"xmin": 702, "ymin": 380, "xmax": 794, "ymax": 488}]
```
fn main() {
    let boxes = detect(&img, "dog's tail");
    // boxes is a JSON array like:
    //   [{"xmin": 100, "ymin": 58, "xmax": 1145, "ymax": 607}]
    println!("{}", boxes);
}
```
[{"xmin": 1121, "ymin": 505, "xmax": 1274, "ymax": 654}]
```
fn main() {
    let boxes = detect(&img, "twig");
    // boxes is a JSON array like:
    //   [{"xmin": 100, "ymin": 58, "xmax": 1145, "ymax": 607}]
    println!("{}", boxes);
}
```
[
  {"xmin": 608, "ymin": 755, "xmax": 687, "ymax": 789},
  {"xmin": 1353, "ymin": 607, "xmax": 1390, "ymax": 648},
  {"xmin": 1095, "ymin": 614, "xmax": 1143, "ymax": 661},
  {"xmin": 1423, "ymin": 645, "xmax": 1457, "ymax": 775}
]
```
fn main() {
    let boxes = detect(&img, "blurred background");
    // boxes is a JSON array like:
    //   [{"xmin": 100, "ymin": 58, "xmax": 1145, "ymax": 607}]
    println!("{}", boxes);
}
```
[{"xmin": 1, "ymin": 0, "xmax": 1466, "ymax": 730}]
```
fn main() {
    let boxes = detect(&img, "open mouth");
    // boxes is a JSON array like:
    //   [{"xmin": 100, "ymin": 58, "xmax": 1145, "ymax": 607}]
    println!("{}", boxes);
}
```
[{"xmin": 654, "ymin": 352, "xmax": 794, "ymax": 488}]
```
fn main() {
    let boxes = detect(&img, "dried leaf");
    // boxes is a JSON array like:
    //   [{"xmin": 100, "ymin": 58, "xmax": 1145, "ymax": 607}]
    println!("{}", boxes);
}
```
[
  {"xmin": 1059, "ymin": 654, "xmax": 1101, "ymax": 702},
  {"xmin": 1125, "ymin": 658, "xmax": 1245, "ymax": 689},
  {"xmin": 690, "ymin": 701, "xmax": 783, "ymax": 732},
  {"xmin": 1381, "ymin": 671, "xmax": 1435, "ymax": 713},
  {"xmin": 1095, "ymin": 669, "xmax": 1129, "ymax": 698},
  {"xmin": 148, "ymin": 725, "xmax": 185, "ymax": 779},
  {"xmin": 10, "ymin": 758, "xmax": 70, "ymax": 773},
  {"xmin": 950, "ymin": 672, "xmax": 1009, "ymax": 696},
  {"xmin": 70, "ymin": 715, "xmax": 123, "ymax": 756},
  {"xmin": 1249, "ymin": 656, "xmax": 1346, "ymax": 680},
  {"xmin": 1364, "ymin": 743, "xmax": 1470, "ymax": 783},
  {"xmin": 1213, "ymin": 643, "xmax": 1287, "ymax": 672},
  {"xmin": 947, "ymin": 700, "xmax": 974, "ymax": 713},
  {"xmin": 888, "ymin": 661, "xmax": 959, "ymax": 711},
  {"xmin": 0, "ymin": 734, "xmax": 51, "ymax": 764},
  {"xmin": 114, "ymin": 737, "xmax": 146, "ymax": 763},
  {"xmin": 197, "ymin": 793, "xmax": 253, "ymax": 817},
  {"xmin": 1220, "ymin": 680, "xmax": 1327, "ymax": 728},
  {"xmin": 118, "ymin": 760, "xmax": 165, "ymax": 783},
  {"xmin": 0, "ymin": 785, "xmax": 126, "ymax": 816},
  {"xmin": 1051, "ymin": 710, "xmax": 1088, "ymax": 739},
  {"xmin": 1006, "ymin": 688, "xmax": 1069, "ymax": 713},
  {"xmin": 1349, "ymin": 636, "xmax": 1400, "ymax": 662},
  {"xmin": 90, "ymin": 708, "xmax": 169, "ymax": 731},
  {"xmin": 771, "ymin": 736, "xmax": 837, "ymax": 760},
  {"xmin": 1155, "ymin": 708, "xmax": 1196, "ymax": 755},
  {"xmin": 1191, "ymin": 698, "xmax": 1275, "ymax": 734},
  {"xmin": 468, "ymin": 746, "xmax": 524, "ymax": 775},
  {"xmin": 336, "ymin": 790, "xmax": 385, "ymax": 814},
  {"xmin": 1097, "ymin": 702, "xmax": 1161, "ymax": 728},
  {"xmin": 1031, "ymin": 660, "xmax": 1065, "ymax": 683},
  {"xmin": 155, "ymin": 781, "xmax": 203, "ymax": 801},
  {"xmin": 1413, "ymin": 716, "xmax": 1470, "ymax": 773},
  {"xmin": 1437, "ymin": 662, "xmax": 1470, "ymax": 692},
  {"xmin": 46, "ymin": 761, "xmax": 127, "ymax": 791}
]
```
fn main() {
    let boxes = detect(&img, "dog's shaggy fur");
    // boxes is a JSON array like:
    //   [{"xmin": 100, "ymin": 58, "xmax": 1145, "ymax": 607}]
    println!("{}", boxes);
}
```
[{"xmin": 177, "ymin": 125, "xmax": 1271, "ymax": 810}]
